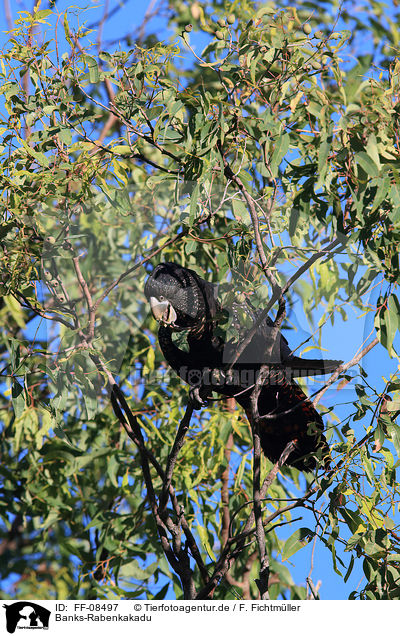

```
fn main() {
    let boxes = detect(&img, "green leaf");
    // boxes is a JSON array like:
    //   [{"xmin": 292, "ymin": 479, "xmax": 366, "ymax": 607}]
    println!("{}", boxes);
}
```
[
  {"xmin": 344, "ymin": 554, "xmax": 355, "ymax": 583},
  {"xmin": 83, "ymin": 55, "xmax": 100, "ymax": 83},
  {"xmin": 63, "ymin": 13, "xmax": 72, "ymax": 46},
  {"xmin": 386, "ymin": 295, "xmax": 400, "ymax": 353},
  {"xmin": 377, "ymin": 297, "xmax": 399, "ymax": 355},
  {"xmin": 234, "ymin": 453, "xmax": 248, "ymax": 490},
  {"xmin": 282, "ymin": 527, "xmax": 314, "ymax": 561},
  {"xmin": 11, "ymin": 380, "xmax": 25, "ymax": 420},
  {"xmin": 152, "ymin": 582, "xmax": 170, "ymax": 600},
  {"xmin": 317, "ymin": 135, "xmax": 331, "ymax": 187},
  {"xmin": 198, "ymin": 524, "xmax": 216, "ymax": 561},
  {"xmin": 355, "ymin": 151, "xmax": 379, "ymax": 177},
  {"xmin": 184, "ymin": 239, "xmax": 197, "ymax": 254},
  {"xmin": 232, "ymin": 198, "xmax": 248, "ymax": 223},
  {"xmin": 270, "ymin": 132, "xmax": 290, "ymax": 176},
  {"xmin": 146, "ymin": 346, "xmax": 155, "ymax": 371},
  {"xmin": 385, "ymin": 400, "xmax": 400, "ymax": 412},
  {"xmin": 189, "ymin": 183, "xmax": 200, "ymax": 224},
  {"xmin": 390, "ymin": 184, "xmax": 400, "ymax": 222},
  {"xmin": 388, "ymin": 424, "xmax": 400, "ymax": 456},
  {"xmin": 59, "ymin": 127, "xmax": 72, "ymax": 145},
  {"xmin": 371, "ymin": 175, "xmax": 390, "ymax": 212},
  {"xmin": 365, "ymin": 133, "xmax": 381, "ymax": 172},
  {"xmin": 35, "ymin": 9, "xmax": 53, "ymax": 19},
  {"xmin": 167, "ymin": 100, "xmax": 184, "ymax": 118},
  {"xmin": 341, "ymin": 508, "xmax": 365, "ymax": 534},
  {"xmin": 107, "ymin": 454, "xmax": 120, "ymax": 487}
]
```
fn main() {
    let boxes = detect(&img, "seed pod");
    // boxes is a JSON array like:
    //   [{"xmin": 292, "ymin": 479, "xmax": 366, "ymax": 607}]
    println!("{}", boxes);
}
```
[
  {"xmin": 217, "ymin": 18, "xmax": 226, "ymax": 28},
  {"xmin": 184, "ymin": 24, "xmax": 193, "ymax": 32},
  {"xmin": 302, "ymin": 23, "xmax": 312, "ymax": 35},
  {"xmin": 215, "ymin": 30, "xmax": 224, "ymax": 40},
  {"xmin": 227, "ymin": 14, "xmax": 235, "ymax": 25},
  {"xmin": 190, "ymin": 3, "xmax": 201, "ymax": 20}
]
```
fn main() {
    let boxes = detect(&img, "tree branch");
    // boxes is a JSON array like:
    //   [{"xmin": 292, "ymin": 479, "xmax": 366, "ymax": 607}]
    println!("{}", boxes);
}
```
[
  {"xmin": 313, "ymin": 336, "xmax": 379, "ymax": 407},
  {"xmin": 158, "ymin": 402, "xmax": 195, "ymax": 515},
  {"xmin": 196, "ymin": 439, "xmax": 297, "ymax": 599},
  {"xmin": 252, "ymin": 415, "xmax": 270, "ymax": 599}
]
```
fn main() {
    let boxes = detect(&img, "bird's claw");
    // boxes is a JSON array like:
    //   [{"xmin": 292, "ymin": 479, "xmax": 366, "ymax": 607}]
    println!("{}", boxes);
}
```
[{"xmin": 189, "ymin": 385, "xmax": 210, "ymax": 410}]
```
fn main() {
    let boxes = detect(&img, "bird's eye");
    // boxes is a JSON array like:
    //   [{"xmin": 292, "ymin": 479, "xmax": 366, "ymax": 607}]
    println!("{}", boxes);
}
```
[{"xmin": 159, "ymin": 295, "xmax": 165, "ymax": 301}]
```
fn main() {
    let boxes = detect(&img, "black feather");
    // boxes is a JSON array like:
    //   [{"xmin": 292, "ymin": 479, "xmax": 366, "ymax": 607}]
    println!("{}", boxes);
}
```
[{"xmin": 145, "ymin": 262, "xmax": 341, "ymax": 471}]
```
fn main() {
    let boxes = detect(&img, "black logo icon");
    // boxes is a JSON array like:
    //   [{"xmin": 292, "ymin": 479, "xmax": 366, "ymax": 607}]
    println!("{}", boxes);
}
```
[
  {"xmin": 3, "ymin": 602, "xmax": 50, "ymax": 633},
  {"xmin": 187, "ymin": 369, "xmax": 202, "ymax": 386}
]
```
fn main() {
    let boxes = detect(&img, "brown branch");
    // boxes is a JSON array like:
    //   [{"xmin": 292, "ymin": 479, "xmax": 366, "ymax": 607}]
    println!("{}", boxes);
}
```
[
  {"xmin": 222, "ymin": 233, "xmax": 346, "ymax": 376},
  {"xmin": 158, "ymin": 403, "xmax": 195, "ymax": 515},
  {"xmin": 88, "ymin": 113, "xmax": 118, "ymax": 154},
  {"xmin": 80, "ymin": 349, "xmax": 199, "ymax": 595},
  {"xmin": 137, "ymin": 0, "xmax": 159, "ymax": 43},
  {"xmin": 306, "ymin": 576, "xmax": 321, "ymax": 600},
  {"xmin": 91, "ymin": 207, "xmax": 213, "ymax": 315},
  {"xmin": 221, "ymin": 425, "xmax": 234, "ymax": 547},
  {"xmin": 229, "ymin": 441, "xmax": 297, "ymax": 548},
  {"xmin": 76, "ymin": 122, "xmax": 179, "ymax": 174},
  {"xmin": 109, "ymin": 382, "xmax": 196, "ymax": 598},
  {"xmin": 313, "ymin": 337, "xmax": 379, "ymax": 407},
  {"xmin": 72, "ymin": 254, "xmax": 95, "ymax": 342},
  {"xmin": 252, "ymin": 416, "xmax": 269, "ymax": 599},
  {"xmin": 281, "ymin": 236, "xmax": 344, "ymax": 296},
  {"xmin": 196, "ymin": 439, "xmax": 297, "ymax": 599},
  {"xmin": 217, "ymin": 140, "xmax": 285, "ymax": 325},
  {"xmin": 96, "ymin": 0, "xmax": 109, "ymax": 52},
  {"xmin": 86, "ymin": 0, "xmax": 130, "ymax": 31},
  {"xmin": 12, "ymin": 290, "xmax": 74, "ymax": 329},
  {"xmin": 90, "ymin": 353, "xmax": 208, "ymax": 592},
  {"xmin": 22, "ymin": 0, "xmax": 41, "ymax": 139},
  {"xmin": 3, "ymin": 0, "xmax": 13, "ymax": 29},
  {"xmin": 76, "ymin": 84, "xmax": 182, "ymax": 165},
  {"xmin": 249, "ymin": 367, "xmax": 317, "ymax": 425}
]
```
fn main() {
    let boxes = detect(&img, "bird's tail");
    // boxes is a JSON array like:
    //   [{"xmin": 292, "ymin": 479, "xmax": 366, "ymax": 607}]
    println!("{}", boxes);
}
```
[
  {"xmin": 238, "ymin": 380, "xmax": 329, "ymax": 471},
  {"xmin": 283, "ymin": 357, "xmax": 342, "ymax": 377}
]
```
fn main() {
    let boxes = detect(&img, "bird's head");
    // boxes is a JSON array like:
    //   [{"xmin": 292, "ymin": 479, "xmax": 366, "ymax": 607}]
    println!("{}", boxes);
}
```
[{"xmin": 144, "ymin": 262, "xmax": 218, "ymax": 332}]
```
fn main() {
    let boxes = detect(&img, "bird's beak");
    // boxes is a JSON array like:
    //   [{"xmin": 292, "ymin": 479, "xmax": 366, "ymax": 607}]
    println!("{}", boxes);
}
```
[{"xmin": 149, "ymin": 297, "xmax": 177, "ymax": 325}]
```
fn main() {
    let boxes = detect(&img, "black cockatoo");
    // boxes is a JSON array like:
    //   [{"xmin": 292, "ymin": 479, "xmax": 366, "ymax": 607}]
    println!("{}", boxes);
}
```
[{"xmin": 144, "ymin": 262, "xmax": 341, "ymax": 470}]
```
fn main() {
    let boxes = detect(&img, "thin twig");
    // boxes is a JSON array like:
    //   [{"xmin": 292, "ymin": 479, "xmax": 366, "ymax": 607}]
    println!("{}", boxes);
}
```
[
  {"xmin": 306, "ymin": 576, "xmax": 320, "ymax": 600},
  {"xmin": 224, "ymin": 235, "xmax": 346, "ymax": 376},
  {"xmin": 313, "ymin": 337, "xmax": 379, "ymax": 406},
  {"xmin": 89, "ymin": 354, "xmax": 207, "ymax": 594},
  {"xmin": 3, "ymin": 0, "xmax": 13, "ymax": 29},
  {"xmin": 158, "ymin": 403, "xmax": 195, "ymax": 515},
  {"xmin": 196, "ymin": 440, "xmax": 297, "ymax": 599},
  {"xmin": 91, "ymin": 209, "xmax": 213, "ymax": 314},
  {"xmin": 252, "ymin": 417, "xmax": 269, "ymax": 599},
  {"xmin": 110, "ymin": 383, "xmax": 196, "ymax": 598},
  {"xmin": 221, "ymin": 425, "xmax": 234, "ymax": 547},
  {"xmin": 72, "ymin": 254, "xmax": 95, "ymax": 342}
]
